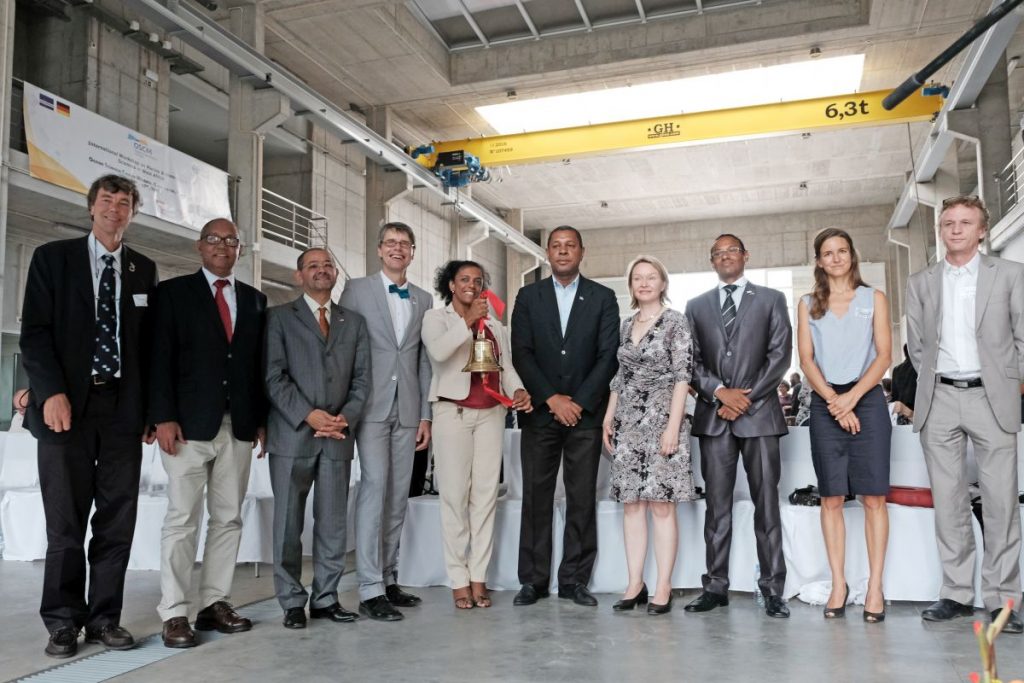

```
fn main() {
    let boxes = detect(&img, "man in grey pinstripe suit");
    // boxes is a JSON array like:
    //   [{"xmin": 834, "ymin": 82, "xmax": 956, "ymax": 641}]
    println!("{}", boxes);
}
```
[{"xmin": 265, "ymin": 247, "xmax": 370, "ymax": 629}]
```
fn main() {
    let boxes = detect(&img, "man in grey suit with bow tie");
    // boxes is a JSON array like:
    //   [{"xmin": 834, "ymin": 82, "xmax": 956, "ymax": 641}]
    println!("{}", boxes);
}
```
[
  {"xmin": 907, "ymin": 195, "xmax": 1024, "ymax": 632},
  {"xmin": 340, "ymin": 222, "xmax": 433, "ymax": 621},
  {"xmin": 265, "ymin": 247, "xmax": 370, "ymax": 629},
  {"xmin": 684, "ymin": 234, "xmax": 792, "ymax": 619}
]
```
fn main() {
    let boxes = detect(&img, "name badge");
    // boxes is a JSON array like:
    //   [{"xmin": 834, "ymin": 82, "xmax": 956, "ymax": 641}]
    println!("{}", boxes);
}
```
[{"xmin": 133, "ymin": 294, "xmax": 148, "ymax": 307}]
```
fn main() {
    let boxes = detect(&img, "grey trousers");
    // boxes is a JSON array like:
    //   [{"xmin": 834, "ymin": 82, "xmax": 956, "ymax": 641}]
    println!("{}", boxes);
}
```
[
  {"xmin": 270, "ymin": 452, "xmax": 351, "ymax": 610},
  {"xmin": 354, "ymin": 401, "xmax": 417, "ymax": 601},
  {"xmin": 921, "ymin": 383, "xmax": 1021, "ymax": 611}
]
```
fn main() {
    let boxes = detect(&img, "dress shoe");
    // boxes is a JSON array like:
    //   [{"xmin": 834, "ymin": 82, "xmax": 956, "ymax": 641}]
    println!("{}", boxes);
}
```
[
  {"xmin": 992, "ymin": 608, "xmax": 1024, "ymax": 634},
  {"xmin": 823, "ymin": 583, "xmax": 850, "ymax": 619},
  {"xmin": 84, "ymin": 624, "xmax": 135, "ymax": 650},
  {"xmin": 513, "ymin": 584, "xmax": 550, "ymax": 606},
  {"xmin": 195, "ymin": 601, "xmax": 252, "ymax": 633},
  {"xmin": 161, "ymin": 617, "xmax": 197, "ymax": 648},
  {"xmin": 765, "ymin": 595, "xmax": 790, "ymax": 619},
  {"xmin": 921, "ymin": 598, "xmax": 974, "ymax": 622},
  {"xmin": 282, "ymin": 607, "xmax": 307, "ymax": 629},
  {"xmin": 647, "ymin": 594, "xmax": 673, "ymax": 616},
  {"xmin": 385, "ymin": 584, "xmax": 422, "ymax": 607},
  {"xmin": 44, "ymin": 627, "xmax": 79, "ymax": 658},
  {"xmin": 360, "ymin": 595, "xmax": 403, "ymax": 622},
  {"xmin": 683, "ymin": 591, "xmax": 729, "ymax": 613},
  {"xmin": 558, "ymin": 583, "xmax": 598, "ymax": 606},
  {"xmin": 310, "ymin": 602, "xmax": 359, "ymax": 623},
  {"xmin": 612, "ymin": 584, "xmax": 649, "ymax": 611},
  {"xmin": 863, "ymin": 593, "xmax": 886, "ymax": 624}
]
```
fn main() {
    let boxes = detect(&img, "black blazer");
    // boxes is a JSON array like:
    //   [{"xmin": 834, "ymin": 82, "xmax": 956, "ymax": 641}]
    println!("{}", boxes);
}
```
[
  {"xmin": 148, "ymin": 270, "xmax": 268, "ymax": 442},
  {"xmin": 20, "ymin": 236, "xmax": 158, "ymax": 442},
  {"xmin": 510, "ymin": 275, "xmax": 619, "ymax": 429}
]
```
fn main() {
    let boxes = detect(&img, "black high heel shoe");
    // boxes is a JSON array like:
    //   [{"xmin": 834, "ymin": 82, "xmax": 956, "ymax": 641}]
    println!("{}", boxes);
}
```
[
  {"xmin": 612, "ymin": 584, "xmax": 648, "ymax": 611},
  {"xmin": 647, "ymin": 593, "xmax": 673, "ymax": 616},
  {"xmin": 823, "ymin": 583, "xmax": 850, "ymax": 619},
  {"xmin": 863, "ymin": 594, "xmax": 886, "ymax": 623}
]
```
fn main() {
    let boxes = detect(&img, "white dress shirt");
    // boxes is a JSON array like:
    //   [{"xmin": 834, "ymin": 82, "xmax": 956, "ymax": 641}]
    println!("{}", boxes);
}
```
[
  {"xmin": 88, "ymin": 233, "xmax": 121, "ymax": 377},
  {"xmin": 936, "ymin": 253, "xmax": 981, "ymax": 379},
  {"xmin": 380, "ymin": 270, "xmax": 412, "ymax": 344},
  {"xmin": 717, "ymin": 276, "xmax": 749, "ymax": 312},
  {"xmin": 303, "ymin": 293, "xmax": 332, "ymax": 324},
  {"xmin": 202, "ymin": 267, "xmax": 237, "ymax": 328},
  {"xmin": 552, "ymin": 275, "xmax": 580, "ymax": 336}
]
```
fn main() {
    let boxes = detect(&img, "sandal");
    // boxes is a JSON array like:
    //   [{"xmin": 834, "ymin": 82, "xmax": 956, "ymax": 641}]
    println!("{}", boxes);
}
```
[
  {"xmin": 471, "ymin": 582, "xmax": 491, "ymax": 609},
  {"xmin": 453, "ymin": 586, "xmax": 475, "ymax": 610}
]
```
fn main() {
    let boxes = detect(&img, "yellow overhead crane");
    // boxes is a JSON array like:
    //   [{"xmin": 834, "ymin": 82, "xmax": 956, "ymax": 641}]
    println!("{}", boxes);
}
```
[{"xmin": 411, "ymin": 89, "xmax": 942, "ymax": 172}]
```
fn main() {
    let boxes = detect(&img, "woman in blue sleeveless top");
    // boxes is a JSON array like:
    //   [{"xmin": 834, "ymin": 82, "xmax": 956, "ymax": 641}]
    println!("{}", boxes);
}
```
[{"xmin": 796, "ymin": 228, "xmax": 892, "ymax": 623}]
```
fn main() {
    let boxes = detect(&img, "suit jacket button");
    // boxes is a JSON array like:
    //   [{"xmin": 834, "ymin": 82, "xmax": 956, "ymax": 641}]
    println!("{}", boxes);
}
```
[
  {"xmin": 222, "ymin": 380, "xmax": 228, "ymax": 386},
  {"xmin": 392, "ymin": 375, "xmax": 397, "ymax": 381},
  {"xmin": 227, "ymin": 353, "xmax": 232, "ymax": 359},
  {"xmin": 726, "ymin": 351, "xmax": 732, "ymax": 357}
]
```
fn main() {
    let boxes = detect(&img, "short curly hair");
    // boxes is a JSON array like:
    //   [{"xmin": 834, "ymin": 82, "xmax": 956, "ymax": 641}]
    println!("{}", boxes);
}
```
[{"xmin": 434, "ymin": 260, "xmax": 489, "ymax": 304}]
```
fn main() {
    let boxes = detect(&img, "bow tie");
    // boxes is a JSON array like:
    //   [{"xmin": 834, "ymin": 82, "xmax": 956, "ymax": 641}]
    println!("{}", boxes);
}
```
[{"xmin": 389, "ymin": 284, "xmax": 410, "ymax": 299}]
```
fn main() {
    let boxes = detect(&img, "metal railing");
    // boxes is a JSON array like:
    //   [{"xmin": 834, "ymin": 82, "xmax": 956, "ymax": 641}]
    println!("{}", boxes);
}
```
[
  {"xmin": 996, "ymin": 143, "xmax": 1024, "ymax": 217},
  {"xmin": 261, "ymin": 188, "xmax": 327, "ymax": 250}
]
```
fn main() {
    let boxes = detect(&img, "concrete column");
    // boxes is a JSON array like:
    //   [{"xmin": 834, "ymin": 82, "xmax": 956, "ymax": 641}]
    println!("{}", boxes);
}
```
[
  {"xmin": 0, "ymin": 0, "xmax": 14, "ymax": 375},
  {"xmin": 364, "ymin": 105, "xmax": 410, "ymax": 273},
  {"xmin": 503, "ymin": 210, "xmax": 539, "ymax": 324},
  {"xmin": 976, "ymin": 54, "xmax": 1013, "ymax": 226},
  {"xmin": 227, "ymin": 2, "xmax": 289, "ymax": 287}
]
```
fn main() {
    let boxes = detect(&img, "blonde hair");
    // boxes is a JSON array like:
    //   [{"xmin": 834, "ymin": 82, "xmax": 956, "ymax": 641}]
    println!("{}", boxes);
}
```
[{"xmin": 625, "ymin": 255, "xmax": 671, "ymax": 310}]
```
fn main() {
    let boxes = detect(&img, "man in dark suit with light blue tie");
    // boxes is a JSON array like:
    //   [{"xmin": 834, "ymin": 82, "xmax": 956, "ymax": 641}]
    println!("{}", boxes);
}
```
[
  {"xmin": 20, "ymin": 175, "xmax": 158, "ymax": 658},
  {"xmin": 265, "ymin": 247, "xmax": 370, "ymax": 629},
  {"xmin": 684, "ymin": 233, "xmax": 792, "ymax": 619}
]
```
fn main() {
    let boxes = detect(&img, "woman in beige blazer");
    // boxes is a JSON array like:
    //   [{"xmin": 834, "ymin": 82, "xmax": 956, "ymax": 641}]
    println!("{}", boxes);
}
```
[{"xmin": 422, "ymin": 260, "xmax": 532, "ymax": 609}]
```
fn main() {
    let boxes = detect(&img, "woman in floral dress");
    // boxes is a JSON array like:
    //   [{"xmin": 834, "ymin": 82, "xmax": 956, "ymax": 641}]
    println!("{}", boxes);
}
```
[{"xmin": 602, "ymin": 255, "xmax": 696, "ymax": 616}]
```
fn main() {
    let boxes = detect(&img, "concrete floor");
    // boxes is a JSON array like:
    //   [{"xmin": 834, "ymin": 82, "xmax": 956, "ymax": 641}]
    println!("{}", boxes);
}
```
[{"xmin": 1, "ymin": 559, "xmax": 1022, "ymax": 682}]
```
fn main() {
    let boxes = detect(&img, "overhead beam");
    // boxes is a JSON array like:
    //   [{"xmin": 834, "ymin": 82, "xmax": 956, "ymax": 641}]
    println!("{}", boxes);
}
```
[
  {"xmin": 125, "ymin": 0, "xmax": 546, "ymax": 261},
  {"xmin": 414, "ymin": 89, "xmax": 942, "ymax": 168},
  {"xmin": 573, "ymin": 0, "xmax": 592, "ymax": 31},
  {"xmin": 634, "ymin": 0, "xmax": 647, "ymax": 22},
  {"xmin": 457, "ymin": 0, "xmax": 489, "ymax": 48},
  {"xmin": 514, "ymin": 0, "xmax": 539, "ymax": 39}
]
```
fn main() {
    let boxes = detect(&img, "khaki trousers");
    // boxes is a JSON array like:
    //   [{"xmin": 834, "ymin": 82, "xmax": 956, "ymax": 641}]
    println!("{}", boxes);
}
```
[
  {"xmin": 157, "ymin": 415, "xmax": 253, "ymax": 620},
  {"xmin": 431, "ymin": 402, "xmax": 506, "ymax": 587},
  {"xmin": 921, "ymin": 383, "xmax": 1021, "ymax": 611}
]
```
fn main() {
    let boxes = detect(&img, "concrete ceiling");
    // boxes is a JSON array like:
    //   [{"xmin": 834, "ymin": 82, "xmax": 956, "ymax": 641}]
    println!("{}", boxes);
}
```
[{"xmin": 247, "ymin": 0, "xmax": 1024, "ymax": 232}]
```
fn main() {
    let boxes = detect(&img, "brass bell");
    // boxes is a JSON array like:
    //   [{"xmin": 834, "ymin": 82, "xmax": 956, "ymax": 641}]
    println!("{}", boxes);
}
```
[{"xmin": 462, "ymin": 326, "xmax": 502, "ymax": 373}]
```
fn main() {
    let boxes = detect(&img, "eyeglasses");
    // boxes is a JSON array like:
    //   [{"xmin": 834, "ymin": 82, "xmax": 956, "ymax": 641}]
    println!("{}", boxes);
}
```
[
  {"xmin": 711, "ymin": 246, "xmax": 744, "ymax": 260},
  {"xmin": 381, "ymin": 239, "xmax": 414, "ymax": 251},
  {"xmin": 202, "ymin": 235, "xmax": 241, "ymax": 247}
]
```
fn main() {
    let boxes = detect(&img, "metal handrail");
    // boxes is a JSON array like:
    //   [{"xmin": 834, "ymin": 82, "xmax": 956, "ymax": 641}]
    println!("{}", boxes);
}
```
[
  {"xmin": 996, "ymin": 143, "xmax": 1024, "ymax": 216},
  {"xmin": 260, "ymin": 187, "xmax": 327, "ymax": 250}
]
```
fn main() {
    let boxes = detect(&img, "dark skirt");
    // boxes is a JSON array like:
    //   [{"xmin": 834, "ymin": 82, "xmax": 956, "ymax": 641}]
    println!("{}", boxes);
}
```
[{"xmin": 809, "ymin": 383, "xmax": 891, "ymax": 497}]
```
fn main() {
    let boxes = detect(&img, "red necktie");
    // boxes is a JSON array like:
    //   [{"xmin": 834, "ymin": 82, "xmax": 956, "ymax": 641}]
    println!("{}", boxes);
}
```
[
  {"xmin": 214, "ymin": 279, "xmax": 233, "ymax": 342},
  {"xmin": 319, "ymin": 306, "xmax": 330, "ymax": 338}
]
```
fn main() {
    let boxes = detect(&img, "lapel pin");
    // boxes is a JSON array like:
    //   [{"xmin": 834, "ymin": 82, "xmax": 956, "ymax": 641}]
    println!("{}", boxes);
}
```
[
  {"xmin": 128, "ymin": 261, "xmax": 136, "ymax": 273},
  {"xmin": 579, "ymin": 296, "xmax": 585, "ymax": 301}
]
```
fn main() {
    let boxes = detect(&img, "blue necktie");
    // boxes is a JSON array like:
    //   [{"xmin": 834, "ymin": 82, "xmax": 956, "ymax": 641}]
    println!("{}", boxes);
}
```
[
  {"xmin": 389, "ymin": 283, "xmax": 410, "ymax": 299},
  {"xmin": 93, "ymin": 254, "xmax": 120, "ymax": 379}
]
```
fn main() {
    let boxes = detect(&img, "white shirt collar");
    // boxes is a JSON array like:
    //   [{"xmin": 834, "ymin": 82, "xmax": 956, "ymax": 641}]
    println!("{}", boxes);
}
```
[
  {"xmin": 552, "ymin": 274, "xmax": 580, "ymax": 291},
  {"xmin": 944, "ymin": 252, "xmax": 980, "ymax": 276},
  {"xmin": 303, "ymin": 293, "xmax": 331, "ymax": 317},
  {"xmin": 718, "ymin": 276, "xmax": 748, "ymax": 290},
  {"xmin": 88, "ymin": 232, "xmax": 122, "ymax": 268},
  {"xmin": 201, "ymin": 267, "xmax": 235, "ymax": 288},
  {"xmin": 380, "ymin": 270, "xmax": 409, "ymax": 291}
]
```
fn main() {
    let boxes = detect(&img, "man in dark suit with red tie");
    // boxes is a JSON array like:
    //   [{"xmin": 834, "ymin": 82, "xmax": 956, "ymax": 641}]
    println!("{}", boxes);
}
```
[
  {"xmin": 148, "ymin": 218, "xmax": 268, "ymax": 648},
  {"xmin": 20, "ymin": 175, "xmax": 158, "ymax": 658}
]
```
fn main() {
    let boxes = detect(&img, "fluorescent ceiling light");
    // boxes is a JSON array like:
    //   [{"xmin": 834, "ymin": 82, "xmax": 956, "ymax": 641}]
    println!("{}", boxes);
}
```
[{"xmin": 477, "ymin": 55, "xmax": 866, "ymax": 134}]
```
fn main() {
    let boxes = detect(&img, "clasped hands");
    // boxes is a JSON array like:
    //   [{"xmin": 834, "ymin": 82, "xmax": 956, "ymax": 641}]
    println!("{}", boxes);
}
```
[
  {"xmin": 307, "ymin": 409, "xmax": 348, "ymax": 440},
  {"xmin": 714, "ymin": 387, "xmax": 751, "ymax": 421},
  {"xmin": 825, "ymin": 391, "xmax": 861, "ymax": 434},
  {"xmin": 547, "ymin": 393, "xmax": 582, "ymax": 427}
]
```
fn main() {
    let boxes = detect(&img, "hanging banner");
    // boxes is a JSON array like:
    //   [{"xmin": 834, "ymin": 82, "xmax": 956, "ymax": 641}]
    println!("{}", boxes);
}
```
[{"xmin": 22, "ymin": 82, "xmax": 231, "ymax": 232}]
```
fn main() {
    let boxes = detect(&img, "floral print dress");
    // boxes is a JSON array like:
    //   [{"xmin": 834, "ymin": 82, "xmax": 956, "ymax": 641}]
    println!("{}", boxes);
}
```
[{"xmin": 609, "ymin": 308, "xmax": 697, "ymax": 503}]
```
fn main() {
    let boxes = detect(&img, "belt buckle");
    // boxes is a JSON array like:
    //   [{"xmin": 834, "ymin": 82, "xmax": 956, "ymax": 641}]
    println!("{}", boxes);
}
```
[{"xmin": 953, "ymin": 379, "xmax": 968, "ymax": 389}]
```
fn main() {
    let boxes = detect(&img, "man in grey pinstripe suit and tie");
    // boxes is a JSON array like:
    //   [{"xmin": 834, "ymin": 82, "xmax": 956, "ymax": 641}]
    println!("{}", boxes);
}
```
[{"xmin": 265, "ymin": 247, "xmax": 370, "ymax": 629}]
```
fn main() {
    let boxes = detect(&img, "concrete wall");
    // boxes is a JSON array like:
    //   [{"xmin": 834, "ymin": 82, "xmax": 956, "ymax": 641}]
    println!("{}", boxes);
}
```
[{"xmin": 575, "ymin": 205, "xmax": 893, "ymax": 279}]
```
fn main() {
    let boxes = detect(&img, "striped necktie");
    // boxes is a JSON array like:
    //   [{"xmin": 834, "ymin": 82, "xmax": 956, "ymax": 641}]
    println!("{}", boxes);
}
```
[{"xmin": 721, "ymin": 284, "xmax": 738, "ymax": 336}]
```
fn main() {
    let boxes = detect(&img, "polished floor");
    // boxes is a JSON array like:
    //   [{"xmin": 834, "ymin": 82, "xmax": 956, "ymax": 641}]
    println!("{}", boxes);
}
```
[{"xmin": 1, "ymin": 558, "xmax": 1021, "ymax": 682}]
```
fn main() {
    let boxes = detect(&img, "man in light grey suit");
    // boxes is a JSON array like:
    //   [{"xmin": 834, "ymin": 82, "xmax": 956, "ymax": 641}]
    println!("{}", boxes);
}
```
[
  {"xmin": 340, "ymin": 222, "xmax": 432, "ymax": 622},
  {"xmin": 683, "ymin": 233, "xmax": 793, "ymax": 619},
  {"xmin": 265, "ymin": 247, "xmax": 370, "ymax": 630},
  {"xmin": 907, "ymin": 195, "xmax": 1024, "ymax": 632}
]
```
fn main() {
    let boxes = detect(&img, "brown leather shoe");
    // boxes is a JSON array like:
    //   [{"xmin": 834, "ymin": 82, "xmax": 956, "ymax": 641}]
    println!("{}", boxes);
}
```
[
  {"xmin": 195, "ymin": 601, "xmax": 252, "ymax": 634},
  {"xmin": 162, "ymin": 617, "xmax": 197, "ymax": 648}
]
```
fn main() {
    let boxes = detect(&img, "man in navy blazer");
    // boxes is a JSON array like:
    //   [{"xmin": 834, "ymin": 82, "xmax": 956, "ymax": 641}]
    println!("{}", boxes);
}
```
[
  {"xmin": 20, "ymin": 175, "xmax": 158, "ymax": 657},
  {"xmin": 510, "ymin": 226, "xmax": 619, "ymax": 607},
  {"xmin": 148, "ymin": 218, "xmax": 268, "ymax": 648}
]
